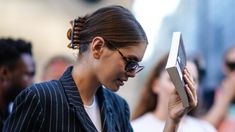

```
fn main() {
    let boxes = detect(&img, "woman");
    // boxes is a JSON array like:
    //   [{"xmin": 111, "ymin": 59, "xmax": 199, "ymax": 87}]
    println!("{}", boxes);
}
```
[
  {"xmin": 131, "ymin": 55, "xmax": 215, "ymax": 132},
  {"xmin": 3, "ymin": 6, "xmax": 197, "ymax": 132}
]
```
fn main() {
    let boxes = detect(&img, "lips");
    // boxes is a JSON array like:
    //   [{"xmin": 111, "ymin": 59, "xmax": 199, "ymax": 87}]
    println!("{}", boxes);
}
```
[{"xmin": 117, "ymin": 79, "xmax": 127, "ymax": 86}]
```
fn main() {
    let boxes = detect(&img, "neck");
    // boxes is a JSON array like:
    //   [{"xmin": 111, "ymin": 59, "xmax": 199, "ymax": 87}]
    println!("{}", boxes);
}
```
[
  {"xmin": 153, "ymin": 95, "xmax": 169, "ymax": 121},
  {"xmin": 0, "ymin": 89, "xmax": 8, "ymax": 116},
  {"xmin": 72, "ymin": 62, "xmax": 101, "ymax": 106}
]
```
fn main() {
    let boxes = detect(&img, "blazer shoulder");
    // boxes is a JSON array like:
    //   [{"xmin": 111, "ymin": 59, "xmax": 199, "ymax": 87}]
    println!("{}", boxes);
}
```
[
  {"xmin": 27, "ymin": 80, "xmax": 63, "ymax": 94},
  {"xmin": 19, "ymin": 80, "xmax": 66, "ymax": 105}
]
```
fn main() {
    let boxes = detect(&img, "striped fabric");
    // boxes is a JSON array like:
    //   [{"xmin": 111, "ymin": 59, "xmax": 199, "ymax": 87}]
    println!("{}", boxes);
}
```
[{"xmin": 3, "ymin": 66, "xmax": 133, "ymax": 132}]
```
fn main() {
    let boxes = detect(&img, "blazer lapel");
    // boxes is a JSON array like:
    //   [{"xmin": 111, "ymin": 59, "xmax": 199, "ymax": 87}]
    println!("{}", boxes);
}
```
[
  {"xmin": 97, "ymin": 87, "xmax": 117, "ymax": 132},
  {"xmin": 60, "ymin": 66, "xmax": 98, "ymax": 132}
]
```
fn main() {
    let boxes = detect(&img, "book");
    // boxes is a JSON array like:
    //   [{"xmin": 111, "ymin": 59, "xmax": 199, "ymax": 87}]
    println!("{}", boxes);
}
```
[{"xmin": 165, "ymin": 32, "xmax": 189, "ymax": 108}]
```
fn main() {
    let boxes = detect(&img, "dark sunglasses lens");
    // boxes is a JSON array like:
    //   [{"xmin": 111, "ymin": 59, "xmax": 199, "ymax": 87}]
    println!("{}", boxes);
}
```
[
  {"xmin": 226, "ymin": 61, "xmax": 235, "ymax": 71},
  {"xmin": 125, "ymin": 61, "xmax": 138, "ymax": 71}
]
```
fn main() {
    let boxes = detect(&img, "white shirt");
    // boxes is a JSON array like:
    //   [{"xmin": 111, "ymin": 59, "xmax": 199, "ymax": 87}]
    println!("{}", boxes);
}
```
[
  {"xmin": 84, "ymin": 96, "xmax": 102, "ymax": 132},
  {"xmin": 131, "ymin": 113, "xmax": 217, "ymax": 132}
]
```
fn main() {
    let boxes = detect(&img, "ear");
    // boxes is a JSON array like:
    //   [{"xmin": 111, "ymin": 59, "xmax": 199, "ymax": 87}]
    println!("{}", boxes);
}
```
[
  {"xmin": 152, "ymin": 79, "xmax": 159, "ymax": 94},
  {"xmin": 0, "ymin": 66, "xmax": 11, "ymax": 82},
  {"xmin": 90, "ymin": 36, "xmax": 106, "ymax": 59}
]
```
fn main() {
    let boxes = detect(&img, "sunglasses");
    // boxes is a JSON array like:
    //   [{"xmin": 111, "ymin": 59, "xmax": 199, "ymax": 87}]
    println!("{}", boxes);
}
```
[
  {"xmin": 226, "ymin": 61, "xmax": 235, "ymax": 71},
  {"xmin": 105, "ymin": 40, "xmax": 144, "ymax": 74}
]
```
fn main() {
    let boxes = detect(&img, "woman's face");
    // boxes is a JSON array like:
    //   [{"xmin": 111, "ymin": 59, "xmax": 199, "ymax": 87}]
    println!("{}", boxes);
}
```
[
  {"xmin": 95, "ymin": 42, "xmax": 147, "ymax": 91},
  {"xmin": 153, "ymin": 71, "xmax": 175, "ymax": 96},
  {"xmin": 153, "ymin": 61, "xmax": 199, "ymax": 97}
]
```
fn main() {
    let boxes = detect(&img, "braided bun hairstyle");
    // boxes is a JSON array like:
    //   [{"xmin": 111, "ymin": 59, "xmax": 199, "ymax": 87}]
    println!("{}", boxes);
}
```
[{"xmin": 67, "ymin": 5, "xmax": 148, "ymax": 54}]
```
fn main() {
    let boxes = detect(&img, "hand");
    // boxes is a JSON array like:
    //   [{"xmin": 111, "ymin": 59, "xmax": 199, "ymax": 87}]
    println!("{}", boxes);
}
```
[
  {"xmin": 163, "ymin": 68, "xmax": 198, "ymax": 132},
  {"xmin": 168, "ymin": 68, "xmax": 198, "ymax": 122}
]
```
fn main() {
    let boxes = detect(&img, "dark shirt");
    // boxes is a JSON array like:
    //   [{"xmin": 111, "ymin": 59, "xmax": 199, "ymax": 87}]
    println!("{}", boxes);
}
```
[
  {"xmin": 0, "ymin": 111, "xmax": 3, "ymax": 132},
  {"xmin": 0, "ymin": 107, "xmax": 10, "ymax": 132}
]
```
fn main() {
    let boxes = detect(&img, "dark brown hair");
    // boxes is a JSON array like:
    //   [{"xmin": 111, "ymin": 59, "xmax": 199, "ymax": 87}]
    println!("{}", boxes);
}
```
[
  {"xmin": 67, "ymin": 5, "xmax": 148, "ymax": 53},
  {"xmin": 132, "ymin": 54, "xmax": 168, "ymax": 120}
]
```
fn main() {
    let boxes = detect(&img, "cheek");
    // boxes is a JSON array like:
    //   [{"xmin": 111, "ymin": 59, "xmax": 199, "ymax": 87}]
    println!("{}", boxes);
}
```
[
  {"xmin": 99, "ymin": 61, "xmax": 126, "ymax": 91},
  {"xmin": 159, "ymin": 79, "xmax": 175, "ymax": 94},
  {"xmin": 97, "ymin": 59, "xmax": 123, "ymax": 81},
  {"xmin": 13, "ymin": 71, "xmax": 29, "ymax": 89},
  {"xmin": 105, "ymin": 55, "xmax": 125, "ymax": 75},
  {"xmin": 166, "ymin": 80, "xmax": 175, "ymax": 92},
  {"xmin": 11, "ymin": 74, "xmax": 24, "ymax": 89}
]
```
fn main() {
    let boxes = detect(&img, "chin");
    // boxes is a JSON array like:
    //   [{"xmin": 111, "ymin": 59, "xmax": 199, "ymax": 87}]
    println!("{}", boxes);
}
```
[{"xmin": 103, "ymin": 84, "xmax": 120, "ymax": 92}]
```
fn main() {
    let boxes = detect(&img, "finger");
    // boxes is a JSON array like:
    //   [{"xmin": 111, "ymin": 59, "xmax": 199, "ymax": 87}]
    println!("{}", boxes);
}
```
[
  {"xmin": 185, "ymin": 84, "xmax": 197, "ymax": 107},
  {"xmin": 184, "ymin": 74, "xmax": 197, "ymax": 99},
  {"xmin": 184, "ymin": 68, "xmax": 194, "ymax": 85},
  {"xmin": 184, "ymin": 68, "xmax": 194, "ymax": 84},
  {"xmin": 184, "ymin": 68, "xmax": 190, "ymax": 76},
  {"xmin": 185, "ymin": 73, "xmax": 194, "ymax": 89},
  {"xmin": 185, "ymin": 84, "xmax": 194, "ymax": 102},
  {"xmin": 185, "ymin": 85, "xmax": 195, "ymax": 112},
  {"xmin": 184, "ymin": 67, "xmax": 191, "ymax": 75},
  {"xmin": 184, "ymin": 74, "xmax": 196, "ymax": 92}
]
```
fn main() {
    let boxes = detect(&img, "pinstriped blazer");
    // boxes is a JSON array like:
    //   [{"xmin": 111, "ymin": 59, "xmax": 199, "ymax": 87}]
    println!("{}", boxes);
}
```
[{"xmin": 3, "ymin": 67, "xmax": 133, "ymax": 132}]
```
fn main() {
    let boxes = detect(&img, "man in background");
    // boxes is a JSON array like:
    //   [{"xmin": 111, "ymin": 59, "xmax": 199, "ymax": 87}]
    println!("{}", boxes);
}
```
[{"xmin": 0, "ymin": 38, "xmax": 35, "ymax": 130}]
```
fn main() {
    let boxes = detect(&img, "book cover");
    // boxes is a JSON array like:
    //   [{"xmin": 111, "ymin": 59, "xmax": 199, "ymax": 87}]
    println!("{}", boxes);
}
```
[{"xmin": 165, "ymin": 32, "xmax": 189, "ymax": 108}]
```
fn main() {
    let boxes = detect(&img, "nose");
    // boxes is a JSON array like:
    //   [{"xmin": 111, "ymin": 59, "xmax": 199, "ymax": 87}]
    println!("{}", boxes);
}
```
[{"xmin": 126, "ymin": 70, "xmax": 136, "ymax": 78}]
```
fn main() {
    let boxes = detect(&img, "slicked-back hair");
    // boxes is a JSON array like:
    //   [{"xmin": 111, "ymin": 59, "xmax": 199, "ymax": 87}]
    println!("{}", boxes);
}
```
[{"xmin": 68, "ymin": 5, "xmax": 148, "ymax": 53}]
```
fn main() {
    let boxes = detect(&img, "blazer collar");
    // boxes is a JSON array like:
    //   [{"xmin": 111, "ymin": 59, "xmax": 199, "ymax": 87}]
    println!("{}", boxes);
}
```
[
  {"xmin": 59, "ymin": 66, "xmax": 116, "ymax": 132},
  {"xmin": 59, "ymin": 66, "xmax": 97, "ymax": 131},
  {"xmin": 96, "ymin": 87, "xmax": 117, "ymax": 132}
]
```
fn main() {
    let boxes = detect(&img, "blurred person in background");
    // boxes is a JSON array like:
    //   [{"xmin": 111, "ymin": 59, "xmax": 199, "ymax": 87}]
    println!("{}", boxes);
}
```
[
  {"xmin": 4, "ymin": 6, "xmax": 197, "ymax": 132},
  {"xmin": 41, "ymin": 55, "xmax": 73, "ymax": 81},
  {"xmin": 131, "ymin": 54, "xmax": 216, "ymax": 132},
  {"xmin": 204, "ymin": 46, "xmax": 235, "ymax": 132},
  {"xmin": 0, "ymin": 38, "xmax": 35, "ymax": 131}
]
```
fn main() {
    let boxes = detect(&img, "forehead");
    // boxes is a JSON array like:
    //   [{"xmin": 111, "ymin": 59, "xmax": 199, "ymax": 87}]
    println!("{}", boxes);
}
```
[
  {"xmin": 226, "ymin": 48, "xmax": 235, "ymax": 61},
  {"xmin": 121, "ymin": 43, "xmax": 147, "ymax": 62},
  {"xmin": 20, "ymin": 54, "xmax": 35, "ymax": 71}
]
